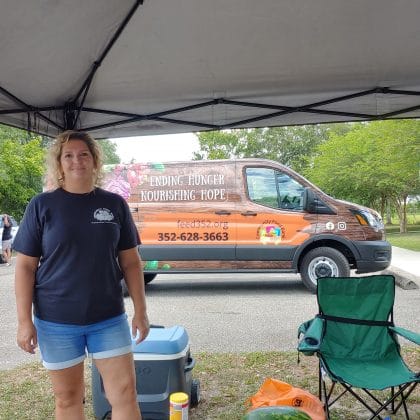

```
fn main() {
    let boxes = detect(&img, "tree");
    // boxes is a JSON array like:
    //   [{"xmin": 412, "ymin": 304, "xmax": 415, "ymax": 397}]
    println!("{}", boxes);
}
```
[
  {"xmin": 0, "ymin": 125, "xmax": 33, "ymax": 144},
  {"xmin": 194, "ymin": 125, "xmax": 336, "ymax": 173},
  {"xmin": 193, "ymin": 131, "xmax": 241, "ymax": 160},
  {"xmin": 0, "ymin": 126, "xmax": 45, "ymax": 219},
  {"xmin": 306, "ymin": 120, "xmax": 420, "ymax": 232},
  {"xmin": 0, "ymin": 127, "xmax": 122, "ymax": 219},
  {"xmin": 100, "ymin": 139, "xmax": 120, "ymax": 164}
]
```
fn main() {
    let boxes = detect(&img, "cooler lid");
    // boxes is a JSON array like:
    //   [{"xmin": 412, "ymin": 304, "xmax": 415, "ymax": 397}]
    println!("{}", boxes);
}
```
[{"xmin": 132, "ymin": 325, "xmax": 189, "ymax": 355}]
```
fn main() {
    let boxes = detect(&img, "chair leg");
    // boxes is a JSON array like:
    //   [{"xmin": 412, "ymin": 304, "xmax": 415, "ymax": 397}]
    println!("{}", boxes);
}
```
[
  {"xmin": 318, "ymin": 362, "xmax": 322, "ymax": 401},
  {"xmin": 368, "ymin": 382, "xmax": 417, "ymax": 420},
  {"xmin": 322, "ymin": 380, "xmax": 331, "ymax": 420},
  {"xmin": 327, "ymin": 385, "xmax": 345, "ymax": 407},
  {"xmin": 389, "ymin": 383, "xmax": 417, "ymax": 420},
  {"xmin": 364, "ymin": 389, "xmax": 387, "ymax": 407},
  {"xmin": 401, "ymin": 385, "xmax": 410, "ymax": 420},
  {"xmin": 319, "ymin": 363, "xmax": 331, "ymax": 420},
  {"xmin": 316, "ymin": 368, "xmax": 417, "ymax": 419},
  {"xmin": 391, "ymin": 387, "xmax": 395, "ymax": 413},
  {"xmin": 321, "ymin": 381, "xmax": 383, "ymax": 420},
  {"xmin": 330, "ymin": 383, "xmax": 382, "ymax": 419}
]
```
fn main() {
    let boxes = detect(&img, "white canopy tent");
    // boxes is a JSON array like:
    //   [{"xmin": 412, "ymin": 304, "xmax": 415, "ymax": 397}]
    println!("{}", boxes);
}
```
[{"xmin": 1, "ymin": 0, "xmax": 420, "ymax": 138}]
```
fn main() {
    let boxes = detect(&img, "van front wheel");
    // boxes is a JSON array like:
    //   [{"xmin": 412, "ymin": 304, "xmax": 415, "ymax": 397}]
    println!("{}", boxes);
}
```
[{"xmin": 300, "ymin": 247, "xmax": 350, "ymax": 293}]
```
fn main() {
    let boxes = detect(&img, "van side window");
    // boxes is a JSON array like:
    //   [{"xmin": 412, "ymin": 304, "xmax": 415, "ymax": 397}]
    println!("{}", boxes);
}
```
[
  {"xmin": 276, "ymin": 172, "xmax": 305, "ymax": 210},
  {"xmin": 246, "ymin": 167, "xmax": 304, "ymax": 210}
]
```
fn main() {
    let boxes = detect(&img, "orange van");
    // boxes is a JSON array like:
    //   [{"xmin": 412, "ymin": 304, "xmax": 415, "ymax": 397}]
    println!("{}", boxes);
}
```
[{"xmin": 103, "ymin": 158, "xmax": 391, "ymax": 292}]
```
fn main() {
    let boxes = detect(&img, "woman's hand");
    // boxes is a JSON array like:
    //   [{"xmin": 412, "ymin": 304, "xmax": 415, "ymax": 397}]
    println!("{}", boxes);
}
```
[
  {"xmin": 17, "ymin": 320, "xmax": 37, "ymax": 354},
  {"xmin": 132, "ymin": 312, "xmax": 150, "ymax": 344},
  {"xmin": 15, "ymin": 253, "xmax": 39, "ymax": 354}
]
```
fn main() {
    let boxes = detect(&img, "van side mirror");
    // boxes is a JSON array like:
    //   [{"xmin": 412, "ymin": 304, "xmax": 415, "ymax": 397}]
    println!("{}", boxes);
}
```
[
  {"xmin": 302, "ymin": 187, "xmax": 313, "ymax": 211},
  {"xmin": 302, "ymin": 187, "xmax": 336, "ymax": 215}
]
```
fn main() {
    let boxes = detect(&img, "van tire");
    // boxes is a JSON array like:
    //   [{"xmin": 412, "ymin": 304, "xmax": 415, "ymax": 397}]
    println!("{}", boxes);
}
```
[
  {"xmin": 144, "ymin": 274, "xmax": 157, "ymax": 284},
  {"xmin": 300, "ymin": 247, "xmax": 350, "ymax": 293}
]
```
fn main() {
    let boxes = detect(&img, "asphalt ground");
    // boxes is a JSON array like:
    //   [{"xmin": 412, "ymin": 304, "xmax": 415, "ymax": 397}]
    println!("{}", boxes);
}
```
[{"xmin": 1, "ymin": 264, "xmax": 419, "ymax": 370}]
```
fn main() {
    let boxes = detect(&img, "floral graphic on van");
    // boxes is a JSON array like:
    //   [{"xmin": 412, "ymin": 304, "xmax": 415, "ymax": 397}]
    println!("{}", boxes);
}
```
[
  {"xmin": 144, "ymin": 260, "xmax": 171, "ymax": 270},
  {"xmin": 104, "ymin": 177, "xmax": 131, "ymax": 199},
  {"xmin": 144, "ymin": 260, "xmax": 159, "ymax": 270},
  {"xmin": 103, "ymin": 163, "xmax": 166, "ymax": 199},
  {"xmin": 257, "ymin": 222, "xmax": 285, "ymax": 245}
]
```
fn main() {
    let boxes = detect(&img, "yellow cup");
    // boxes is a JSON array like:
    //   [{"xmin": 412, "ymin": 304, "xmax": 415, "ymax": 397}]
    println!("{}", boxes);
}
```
[{"xmin": 169, "ymin": 392, "xmax": 189, "ymax": 420}]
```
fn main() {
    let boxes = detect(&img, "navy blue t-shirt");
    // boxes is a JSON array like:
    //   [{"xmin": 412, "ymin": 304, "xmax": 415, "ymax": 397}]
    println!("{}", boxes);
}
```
[{"xmin": 13, "ymin": 188, "xmax": 140, "ymax": 325}]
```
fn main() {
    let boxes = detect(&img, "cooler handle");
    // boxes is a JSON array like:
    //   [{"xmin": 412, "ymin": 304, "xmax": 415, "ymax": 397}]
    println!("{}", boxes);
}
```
[{"xmin": 184, "ymin": 357, "xmax": 196, "ymax": 373}]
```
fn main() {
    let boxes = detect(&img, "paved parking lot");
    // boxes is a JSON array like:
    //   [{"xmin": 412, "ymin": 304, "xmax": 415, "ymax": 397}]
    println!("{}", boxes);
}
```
[{"xmin": 2, "ymin": 265, "xmax": 420, "ymax": 370}]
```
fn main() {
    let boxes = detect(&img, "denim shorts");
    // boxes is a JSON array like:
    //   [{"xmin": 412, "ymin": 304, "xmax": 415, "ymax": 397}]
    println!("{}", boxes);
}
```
[
  {"xmin": 2, "ymin": 239, "xmax": 12, "ymax": 250},
  {"xmin": 34, "ymin": 313, "xmax": 132, "ymax": 370}
]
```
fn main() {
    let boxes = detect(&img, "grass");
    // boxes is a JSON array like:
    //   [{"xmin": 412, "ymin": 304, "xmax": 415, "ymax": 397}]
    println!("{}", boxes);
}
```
[
  {"xmin": 1, "ymin": 348, "xmax": 419, "ymax": 419},
  {"xmin": 385, "ymin": 223, "xmax": 420, "ymax": 251}
]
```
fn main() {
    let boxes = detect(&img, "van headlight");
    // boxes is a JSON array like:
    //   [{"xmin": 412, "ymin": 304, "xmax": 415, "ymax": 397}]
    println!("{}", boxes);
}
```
[{"xmin": 353, "ymin": 210, "xmax": 384, "ymax": 232}]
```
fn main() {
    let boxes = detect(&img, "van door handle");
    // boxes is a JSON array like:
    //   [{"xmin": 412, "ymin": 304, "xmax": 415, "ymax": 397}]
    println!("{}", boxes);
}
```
[
  {"xmin": 241, "ymin": 211, "xmax": 257, "ymax": 216},
  {"xmin": 215, "ymin": 210, "xmax": 231, "ymax": 215}
]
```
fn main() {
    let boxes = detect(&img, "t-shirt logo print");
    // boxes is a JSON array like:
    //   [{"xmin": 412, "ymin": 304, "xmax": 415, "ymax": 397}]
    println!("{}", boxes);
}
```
[{"xmin": 93, "ymin": 208, "xmax": 114, "ymax": 222}]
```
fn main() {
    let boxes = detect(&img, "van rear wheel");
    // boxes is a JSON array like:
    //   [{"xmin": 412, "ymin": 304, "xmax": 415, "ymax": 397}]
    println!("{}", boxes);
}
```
[
  {"xmin": 122, "ymin": 274, "xmax": 157, "ymax": 296},
  {"xmin": 144, "ymin": 273, "xmax": 157, "ymax": 284},
  {"xmin": 300, "ymin": 247, "xmax": 350, "ymax": 293}
]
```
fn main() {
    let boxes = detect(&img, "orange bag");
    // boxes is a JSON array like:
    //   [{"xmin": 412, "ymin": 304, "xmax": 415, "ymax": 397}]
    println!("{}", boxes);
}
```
[{"xmin": 246, "ymin": 378, "xmax": 325, "ymax": 420}]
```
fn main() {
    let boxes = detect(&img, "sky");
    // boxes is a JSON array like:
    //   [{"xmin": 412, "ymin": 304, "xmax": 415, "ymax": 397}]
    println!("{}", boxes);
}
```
[{"xmin": 110, "ymin": 133, "xmax": 200, "ymax": 163}]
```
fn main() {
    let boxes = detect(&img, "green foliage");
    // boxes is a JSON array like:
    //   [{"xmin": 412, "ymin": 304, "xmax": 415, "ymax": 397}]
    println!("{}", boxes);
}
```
[
  {"xmin": 99, "ymin": 139, "xmax": 120, "ymax": 164},
  {"xmin": 195, "ymin": 121, "xmax": 419, "ymax": 232},
  {"xmin": 305, "ymin": 120, "xmax": 420, "ymax": 231},
  {"xmin": 0, "ymin": 125, "xmax": 33, "ymax": 144},
  {"xmin": 194, "ymin": 125, "xmax": 333, "ymax": 172},
  {"xmin": 194, "ymin": 124, "xmax": 360, "ymax": 173},
  {"xmin": 0, "ymin": 125, "xmax": 45, "ymax": 219},
  {"xmin": 0, "ymin": 127, "xmax": 119, "ymax": 219},
  {"xmin": 193, "ymin": 130, "xmax": 241, "ymax": 160},
  {"xmin": 386, "ymin": 221, "xmax": 420, "ymax": 251}
]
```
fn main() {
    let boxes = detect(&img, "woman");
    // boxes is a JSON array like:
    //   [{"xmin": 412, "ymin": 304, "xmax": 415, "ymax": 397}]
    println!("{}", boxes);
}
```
[{"xmin": 14, "ymin": 130, "xmax": 149, "ymax": 420}]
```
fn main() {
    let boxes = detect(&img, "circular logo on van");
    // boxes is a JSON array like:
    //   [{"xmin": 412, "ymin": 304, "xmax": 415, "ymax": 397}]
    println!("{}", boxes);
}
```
[{"xmin": 257, "ymin": 221, "xmax": 285, "ymax": 245}]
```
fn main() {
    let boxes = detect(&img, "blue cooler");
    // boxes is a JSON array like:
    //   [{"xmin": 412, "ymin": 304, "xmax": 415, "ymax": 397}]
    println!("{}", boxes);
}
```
[{"xmin": 91, "ymin": 325, "xmax": 200, "ymax": 419}]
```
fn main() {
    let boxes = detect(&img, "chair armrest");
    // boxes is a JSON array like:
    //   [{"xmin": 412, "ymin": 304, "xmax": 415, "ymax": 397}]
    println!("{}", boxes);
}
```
[
  {"xmin": 390, "ymin": 326, "xmax": 420, "ymax": 345},
  {"xmin": 298, "ymin": 316, "xmax": 325, "ymax": 355},
  {"xmin": 298, "ymin": 318, "xmax": 314, "ymax": 337}
]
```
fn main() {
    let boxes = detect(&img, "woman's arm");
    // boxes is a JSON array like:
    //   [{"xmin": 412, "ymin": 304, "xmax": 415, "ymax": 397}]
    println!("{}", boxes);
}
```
[
  {"xmin": 118, "ymin": 247, "xmax": 150, "ymax": 344},
  {"xmin": 15, "ymin": 253, "xmax": 39, "ymax": 354}
]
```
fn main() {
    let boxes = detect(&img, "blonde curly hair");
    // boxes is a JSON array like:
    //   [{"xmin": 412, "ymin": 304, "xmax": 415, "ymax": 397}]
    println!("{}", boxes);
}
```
[{"xmin": 46, "ymin": 130, "xmax": 103, "ymax": 189}]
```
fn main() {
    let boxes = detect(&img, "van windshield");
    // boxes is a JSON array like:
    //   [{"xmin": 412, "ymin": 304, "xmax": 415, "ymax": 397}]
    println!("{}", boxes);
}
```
[{"xmin": 245, "ymin": 167, "xmax": 304, "ymax": 210}]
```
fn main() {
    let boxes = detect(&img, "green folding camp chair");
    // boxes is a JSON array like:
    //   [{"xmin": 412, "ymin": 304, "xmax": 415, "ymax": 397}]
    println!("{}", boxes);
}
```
[{"xmin": 298, "ymin": 275, "xmax": 420, "ymax": 420}]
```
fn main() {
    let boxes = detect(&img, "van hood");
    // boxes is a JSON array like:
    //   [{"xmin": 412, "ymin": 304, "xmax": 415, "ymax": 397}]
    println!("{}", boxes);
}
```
[{"xmin": 334, "ymin": 198, "xmax": 381, "ymax": 217}]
